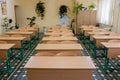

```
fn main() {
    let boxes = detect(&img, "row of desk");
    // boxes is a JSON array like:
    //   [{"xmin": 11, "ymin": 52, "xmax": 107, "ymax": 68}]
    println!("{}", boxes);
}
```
[
  {"xmin": 25, "ymin": 26, "xmax": 96, "ymax": 80},
  {"xmin": 79, "ymin": 25, "xmax": 120, "ymax": 72},
  {"xmin": 0, "ymin": 26, "xmax": 40, "ymax": 75}
]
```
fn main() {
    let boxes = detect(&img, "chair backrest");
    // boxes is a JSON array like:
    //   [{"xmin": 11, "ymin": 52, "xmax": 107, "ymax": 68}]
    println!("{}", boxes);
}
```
[
  {"xmin": 108, "ymin": 40, "xmax": 120, "ymax": 43},
  {"xmin": 35, "ymin": 52, "xmax": 55, "ymax": 56},
  {"xmin": 56, "ymin": 51, "xmax": 80, "ymax": 56},
  {"xmin": 60, "ymin": 41, "xmax": 77, "ymax": 44},
  {"xmin": 46, "ymin": 40, "xmax": 60, "ymax": 44},
  {"xmin": 0, "ymin": 41, "xmax": 7, "ymax": 44}
]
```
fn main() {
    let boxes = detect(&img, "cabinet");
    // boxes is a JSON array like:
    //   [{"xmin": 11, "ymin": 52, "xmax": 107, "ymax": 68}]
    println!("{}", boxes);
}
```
[{"xmin": 76, "ymin": 10, "xmax": 97, "ymax": 34}]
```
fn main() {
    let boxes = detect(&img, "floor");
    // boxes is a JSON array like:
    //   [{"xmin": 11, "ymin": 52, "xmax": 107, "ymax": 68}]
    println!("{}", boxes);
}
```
[{"xmin": 0, "ymin": 37, "xmax": 120, "ymax": 80}]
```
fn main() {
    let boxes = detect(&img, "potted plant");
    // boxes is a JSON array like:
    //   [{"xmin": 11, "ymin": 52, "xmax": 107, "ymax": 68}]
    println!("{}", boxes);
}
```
[
  {"xmin": 1, "ymin": 17, "xmax": 13, "ymax": 31},
  {"xmin": 15, "ymin": 23, "xmax": 19, "ymax": 29},
  {"xmin": 26, "ymin": 16, "xmax": 36, "ymax": 27},
  {"xmin": 88, "ymin": 3, "xmax": 96, "ymax": 10},
  {"xmin": 73, "ymin": 2, "xmax": 84, "ymax": 14},
  {"xmin": 59, "ymin": 5, "xmax": 68, "ymax": 18},
  {"xmin": 35, "ymin": 1, "xmax": 45, "ymax": 20}
]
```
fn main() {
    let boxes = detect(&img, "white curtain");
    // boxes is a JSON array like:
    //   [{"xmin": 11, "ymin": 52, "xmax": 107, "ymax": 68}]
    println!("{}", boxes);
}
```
[
  {"xmin": 112, "ymin": 0, "xmax": 120, "ymax": 33},
  {"xmin": 98, "ymin": 0, "xmax": 114, "ymax": 25}
]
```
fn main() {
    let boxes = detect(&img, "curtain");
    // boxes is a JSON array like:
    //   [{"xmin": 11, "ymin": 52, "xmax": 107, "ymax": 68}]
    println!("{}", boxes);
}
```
[
  {"xmin": 98, "ymin": 0, "xmax": 114, "ymax": 25},
  {"xmin": 112, "ymin": 0, "xmax": 120, "ymax": 33}
]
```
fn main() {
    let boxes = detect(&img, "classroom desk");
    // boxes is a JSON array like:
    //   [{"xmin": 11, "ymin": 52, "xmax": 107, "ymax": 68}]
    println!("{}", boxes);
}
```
[
  {"xmin": 19, "ymin": 28, "xmax": 40, "ymax": 41},
  {"xmin": 21, "ymin": 26, "xmax": 40, "ymax": 39},
  {"xmin": 0, "ymin": 37, "xmax": 25, "ymax": 59},
  {"xmin": 35, "ymin": 44, "xmax": 83, "ymax": 55},
  {"xmin": 101, "ymin": 42, "xmax": 120, "ymax": 58},
  {"xmin": 91, "ymin": 35, "xmax": 120, "ymax": 59},
  {"xmin": 81, "ymin": 27, "xmax": 98, "ymax": 35},
  {"xmin": 0, "ymin": 44, "xmax": 15, "ymax": 75},
  {"xmin": 83, "ymin": 29, "xmax": 105, "ymax": 36},
  {"xmin": 6, "ymin": 32, "xmax": 33, "ymax": 41},
  {"xmin": 47, "ymin": 29, "xmax": 72, "ymax": 33},
  {"xmin": 93, "ymin": 36, "xmax": 120, "ymax": 47},
  {"xmin": 6, "ymin": 32, "xmax": 34, "ymax": 49},
  {"xmin": 25, "ymin": 56, "xmax": 96, "ymax": 80},
  {"xmin": 101, "ymin": 42, "xmax": 120, "ymax": 72},
  {"xmin": 45, "ymin": 32, "xmax": 74, "ymax": 37},
  {"xmin": 42, "ymin": 37, "xmax": 78, "ymax": 42},
  {"xmin": 18, "ymin": 28, "xmax": 38, "ymax": 35},
  {"xmin": 88, "ymin": 32, "xmax": 111, "ymax": 41},
  {"xmin": 0, "ymin": 37, "xmax": 25, "ymax": 48}
]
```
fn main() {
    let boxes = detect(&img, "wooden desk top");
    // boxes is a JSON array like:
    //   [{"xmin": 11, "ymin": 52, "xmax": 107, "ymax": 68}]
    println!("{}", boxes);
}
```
[
  {"xmin": 47, "ymin": 29, "xmax": 72, "ymax": 32},
  {"xmin": 35, "ymin": 44, "xmax": 83, "ymax": 50},
  {"xmin": 93, "ymin": 36, "xmax": 120, "ymax": 40},
  {"xmin": 6, "ymin": 32, "xmax": 33, "ymax": 35},
  {"xmin": 101, "ymin": 42, "xmax": 120, "ymax": 48},
  {"xmin": 0, "ymin": 44, "xmax": 15, "ymax": 50},
  {"xmin": 21, "ymin": 28, "xmax": 38, "ymax": 31},
  {"xmin": 0, "ymin": 37, "xmax": 25, "ymax": 40},
  {"xmin": 25, "ymin": 56, "xmax": 96, "ymax": 69},
  {"xmin": 45, "ymin": 32, "xmax": 73, "ymax": 36},
  {"xmin": 88, "ymin": 32, "xmax": 110, "ymax": 35},
  {"xmin": 42, "ymin": 37, "xmax": 78, "ymax": 41}
]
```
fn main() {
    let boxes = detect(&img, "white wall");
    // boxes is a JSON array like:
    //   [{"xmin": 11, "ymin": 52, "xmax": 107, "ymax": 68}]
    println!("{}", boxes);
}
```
[{"xmin": 0, "ymin": 0, "xmax": 17, "ymax": 34}]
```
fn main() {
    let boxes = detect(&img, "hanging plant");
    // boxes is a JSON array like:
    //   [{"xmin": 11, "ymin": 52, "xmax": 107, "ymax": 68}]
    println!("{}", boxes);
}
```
[
  {"xmin": 73, "ymin": 2, "xmax": 84, "ymax": 14},
  {"xmin": 35, "ymin": 1, "xmax": 45, "ymax": 20},
  {"xmin": 59, "ymin": 5, "xmax": 68, "ymax": 18},
  {"xmin": 26, "ymin": 16, "xmax": 36, "ymax": 27}
]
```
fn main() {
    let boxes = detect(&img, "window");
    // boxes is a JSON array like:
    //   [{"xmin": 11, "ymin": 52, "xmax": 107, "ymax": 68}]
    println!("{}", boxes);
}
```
[{"xmin": 98, "ymin": 0, "xmax": 114, "ymax": 25}]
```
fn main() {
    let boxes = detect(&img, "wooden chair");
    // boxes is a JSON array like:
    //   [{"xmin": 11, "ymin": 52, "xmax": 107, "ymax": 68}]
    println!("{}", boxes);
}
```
[
  {"xmin": 35, "ymin": 52, "xmax": 55, "ymax": 56},
  {"xmin": 108, "ymin": 40, "xmax": 120, "ymax": 43},
  {"xmin": 60, "ymin": 41, "xmax": 77, "ymax": 44},
  {"xmin": 56, "ymin": 51, "xmax": 80, "ymax": 56},
  {"xmin": 46, "ymin": 40, "xmax": 60, "ymax": 44}
]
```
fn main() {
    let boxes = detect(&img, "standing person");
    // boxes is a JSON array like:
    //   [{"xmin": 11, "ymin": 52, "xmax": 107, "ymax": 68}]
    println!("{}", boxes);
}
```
[
  {"xmin": 59, "ymin": 5, "xmax": 70, "ymax": 27},
  {"xmin": 59, "ymin": 15, "xmax": 70, "ymax": 27}
]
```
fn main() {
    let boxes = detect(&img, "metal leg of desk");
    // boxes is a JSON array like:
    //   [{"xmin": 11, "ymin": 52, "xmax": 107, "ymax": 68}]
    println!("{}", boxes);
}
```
[
  {"xmin": 6, "ymin": 49, "xmax": 12, "ymax": 75},
  {"xmin": 103, "ymin": 48, "xmax": 120, "ymax": 73},
  {"xmin": 20, "ymin": 40, "xmax": 24, "ymax": 60},
  {"xmin": 29, "ymin": 35, "xmax": 32, "ymax": 50}
]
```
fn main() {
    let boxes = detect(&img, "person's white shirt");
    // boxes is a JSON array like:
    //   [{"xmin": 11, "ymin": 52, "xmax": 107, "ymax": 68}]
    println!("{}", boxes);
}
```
[{"xmin": 59, "ymin": 15, "xmax": 69, "ymax": 26}]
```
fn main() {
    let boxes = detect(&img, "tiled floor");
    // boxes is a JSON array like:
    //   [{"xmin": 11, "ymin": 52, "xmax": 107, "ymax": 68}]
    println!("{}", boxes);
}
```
[{"xmin": 0, "ymin": 38, "xmax": 120, "ymax": 80}]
